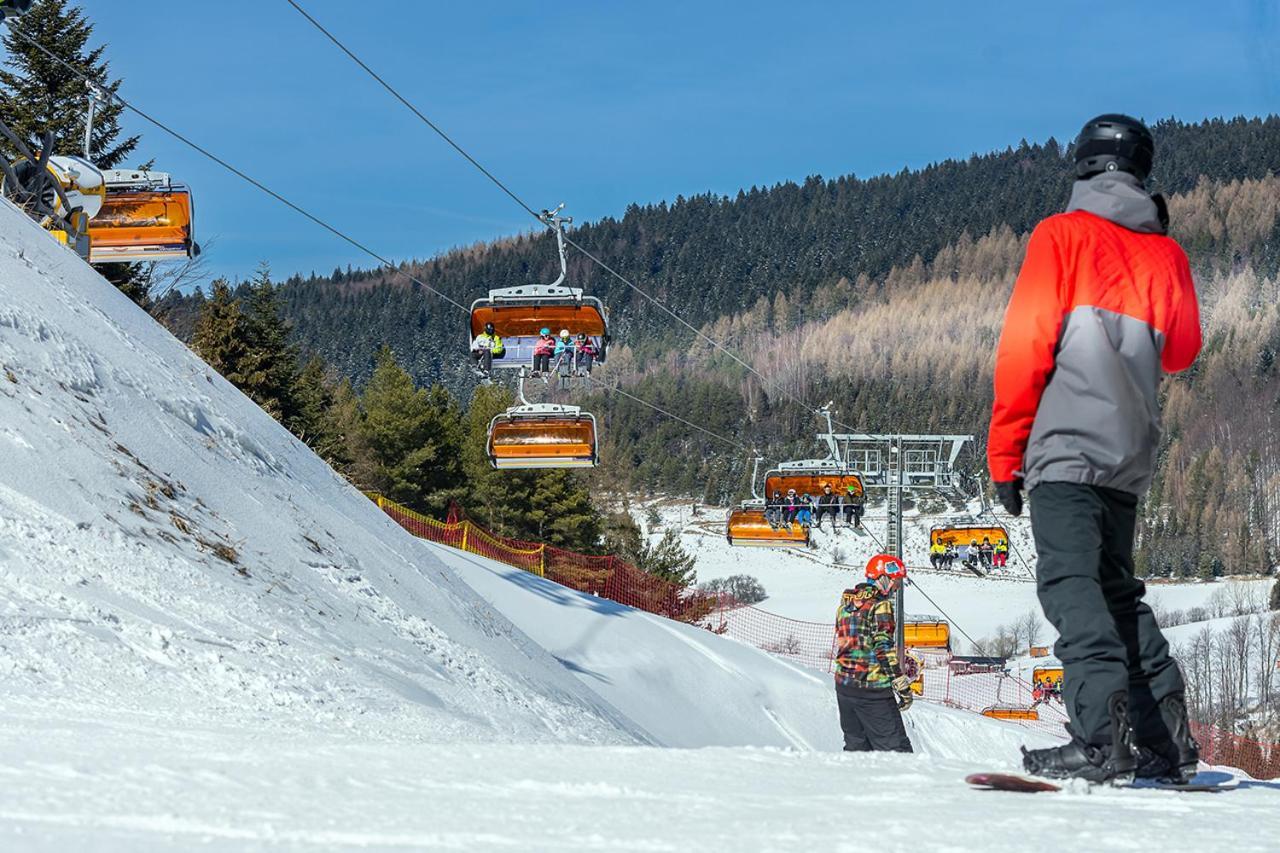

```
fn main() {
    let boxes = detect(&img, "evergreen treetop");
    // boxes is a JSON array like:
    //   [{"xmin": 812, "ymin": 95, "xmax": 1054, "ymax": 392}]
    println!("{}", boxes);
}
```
[{"xmin": 0, "ymin": 0, "xmax": 137, "ymax": 166}]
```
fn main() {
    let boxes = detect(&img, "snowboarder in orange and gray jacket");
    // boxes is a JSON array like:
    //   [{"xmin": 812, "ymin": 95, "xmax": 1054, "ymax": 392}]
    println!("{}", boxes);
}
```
[{"xmin": 989, "ymin": 114, "xmax": 1201, "ymax": 784}]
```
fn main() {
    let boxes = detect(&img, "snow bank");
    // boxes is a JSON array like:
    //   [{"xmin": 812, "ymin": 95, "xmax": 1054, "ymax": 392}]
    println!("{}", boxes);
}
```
[{"xmin": 0, "ymin": 197, "xmax": 637, "ymax": 745}]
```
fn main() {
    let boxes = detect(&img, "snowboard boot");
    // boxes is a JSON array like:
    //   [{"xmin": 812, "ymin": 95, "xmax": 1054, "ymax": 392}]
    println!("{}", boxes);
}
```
[
  {"xmin": 1021, "ymin": 691, "xmax": 1137, "ymax": 783},
  {"xmin": 1135, "ymin": 693, "xmax": 1199, "ymax": 783}
]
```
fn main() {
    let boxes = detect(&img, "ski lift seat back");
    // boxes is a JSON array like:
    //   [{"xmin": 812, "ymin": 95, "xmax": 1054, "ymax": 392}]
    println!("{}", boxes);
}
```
[
  {"xmin": 88, "ymin": 170, "xmax": 198, "ymax": 263},
  {"xmin": 469, "ymin": 285, "xmax": 608, "ymax": 368},
  {"xmin": 929, "ymin": 524, "xmax": 1008, "ymax": 550},
  {"xmin": 1032, "ymin": 666, "xmax": 1064, "ymax": 688},
  {"xmin": 725, "ymin": 503, "xmax": 809, "ymax": 548},
  {"xmin": 764, "ymin": 471, "xmax": 864, "ymax": 499},
  {"xmin": 981, "ymin": 705, "xmax": 1040, "ymax": 722},
  {"xmin": 487, "ymin": 403, "xmax": 597, "ymax": 469},
  {"xmin": 903, "ymin": 619, "xmax": 950, "ymax": 650}
]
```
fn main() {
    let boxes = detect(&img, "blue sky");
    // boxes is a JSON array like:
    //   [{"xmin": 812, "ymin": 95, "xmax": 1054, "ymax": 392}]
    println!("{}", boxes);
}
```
[{"xmin": 31, "ymin": 1, "xmax": 1280, "ymax": 286}]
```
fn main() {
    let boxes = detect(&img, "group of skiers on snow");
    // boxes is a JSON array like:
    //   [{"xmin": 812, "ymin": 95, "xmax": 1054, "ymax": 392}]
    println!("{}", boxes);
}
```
[
  {"xmin": 765, "ymin": 483, "xmax": 864, "ymax": 532},
  {"xmin": 470, "ymin": 324, "xmax": 599, "ymax": 378},
  {"xmin": 838, "ymin": 113, "xmax": 1204, "ymax": 787},
  {"xmin": 927, "ymin": 536, "xmax": 1008, "ymax": 572}
]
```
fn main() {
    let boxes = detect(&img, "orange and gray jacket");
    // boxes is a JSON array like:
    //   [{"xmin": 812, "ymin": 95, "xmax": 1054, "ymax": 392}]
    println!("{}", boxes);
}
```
[{"xmin": 988, "ymin": 173, "xmax": 1202, "ymax": 496}]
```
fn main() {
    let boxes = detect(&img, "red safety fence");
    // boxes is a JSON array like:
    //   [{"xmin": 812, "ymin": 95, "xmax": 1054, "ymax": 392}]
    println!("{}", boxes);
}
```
[
  {"xmin": 1193, "ymin": 722, "xmax": 1280, "ymax": 780},
  {"xmin": 371, "ymin": 494, "xmax": 1280, "ymax": 775}
]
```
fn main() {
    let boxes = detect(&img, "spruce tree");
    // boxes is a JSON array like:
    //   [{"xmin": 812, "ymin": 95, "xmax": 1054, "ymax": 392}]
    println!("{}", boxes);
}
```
[
  {"xmin": 358, "ymin": 346, "xmax": 463, "ymax": 515},
  {"xmin": 191, "ymin": 271, "xmax": 303, "ymax": 432},
  {"xmin": 461, "ymin": 383, "xmax": 531, "ymax": 531},
  {"xmin": 521, "ymin": 470, "xmax": 600, "ymax": 550},
  {"xmin": 238, "ymin": 263, "xmax": 301, "ymax": 423},
  {"xmin": 0, "ymin": 0, "xmax": 136, "ymax": 165},
  {"xmin": 0, "ymin": 0, "xmax": 149, "ymax": 303},
  {"xmin": 190, "ymin": 280, "xmax": 249, "ymax": 379},
  {"xmin": 289, "ymin": 355, "xmax": 345, "ymax": 466}
]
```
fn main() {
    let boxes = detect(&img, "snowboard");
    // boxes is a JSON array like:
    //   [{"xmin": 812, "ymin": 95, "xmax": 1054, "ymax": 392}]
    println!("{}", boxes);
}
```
[{"xmin": 965, "ymin": 770, "xmax": 1237, "ymax": 794}]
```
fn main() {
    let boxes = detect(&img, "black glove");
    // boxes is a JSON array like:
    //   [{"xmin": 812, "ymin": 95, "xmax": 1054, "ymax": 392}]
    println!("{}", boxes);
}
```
[{"xmin": 994, "ymin": 479, "xmax": 1024, "ymax": 517}]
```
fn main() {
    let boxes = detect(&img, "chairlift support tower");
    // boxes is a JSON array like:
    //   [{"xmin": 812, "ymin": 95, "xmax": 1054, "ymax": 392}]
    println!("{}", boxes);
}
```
[{"xmin": 816, "ymin": 409, "xmax": 972, "ymax": 657}]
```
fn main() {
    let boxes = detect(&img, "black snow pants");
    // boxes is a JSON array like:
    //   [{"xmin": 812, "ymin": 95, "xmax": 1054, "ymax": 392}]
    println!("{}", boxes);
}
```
[
  {"xmin": 1029, "ymin": 482, "xmax": 1186, "ymax": 746},
  {"xmin": 835, "ymin": 682, "xmax": 912, "ymax": 752}
]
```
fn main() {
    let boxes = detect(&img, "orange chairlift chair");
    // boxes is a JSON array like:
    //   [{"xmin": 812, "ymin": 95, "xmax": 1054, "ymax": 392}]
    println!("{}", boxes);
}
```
[
  {"xmin": 88, "ymin": 169, "xmax": 199, "ymax": 264},
  {"xmin": 726, "ymin": 457, "xmax": 809, "ymax": 547},
  {"xmin": 762, "ymin": 459, "xmax": 864, "ymax": 501},
  {"xmin": 1032, "ymin": 666, "xmax": 1064, "ymax": 690},
  {"xmin": 981, "ymin": 705, "xmax": 1040, "ymax": 721},
  {"xmin": 487, "ymin": 364, "xmax": 598, "ymax": 470},
  {"xmin": 468, "ymin": 205, "xmax": 607, "ymax": 369},
  {"xmin": 488, "ymin": 402, "xmax": 598, "ymax": 470},
  {"xmin": 725, "ymin": 458, "xmax": 864, "ymax": 548},
  {"xmin": 929, "ymin": 523, "xmax": 1009, "ymax": 550},
  {"xmin": 903, "ymin": 617, "xmax": 951, "ymax": 650},
  {"xmin": 3, "ymin": 83, "xmax": 198, "ymax": 266}
]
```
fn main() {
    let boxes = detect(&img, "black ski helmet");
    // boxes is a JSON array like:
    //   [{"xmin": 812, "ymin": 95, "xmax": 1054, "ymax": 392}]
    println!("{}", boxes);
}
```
[{"xmin": 1073, "ymin": 114, "xmax": 1155, "ymax": 181}]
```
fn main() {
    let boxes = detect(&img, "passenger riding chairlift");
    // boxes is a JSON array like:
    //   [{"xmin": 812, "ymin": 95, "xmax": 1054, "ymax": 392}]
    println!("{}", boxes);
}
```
[
  {"xmin": 468, "ymin": 205, "xmax": 608, "ymax": 371},
  {"xmin": 929, "ymin": 523, "xmax": 1009, "ymax": 553},
  {"xmin": 0, "ymin": 84, "xmax": 198, "ymax": 264},
  {"xmin": 486, "ymin": 367, "xmax": 599, "ymax": 470},
  {"xmin": 725, "ymin": 457, "xmax": 811, "ymax": 548},
  {"xmin": 725, "ymin": 409, "xmax": 869, "ymax": 547},
  {"xmin": 1032, "ymin": 665, "xmax": 1064, "ymax": 689}
]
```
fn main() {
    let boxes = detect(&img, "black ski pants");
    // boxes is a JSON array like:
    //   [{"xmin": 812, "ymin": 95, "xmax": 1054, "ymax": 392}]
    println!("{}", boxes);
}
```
[
  {"xmin": 835, "ymin": 682, "xmax": 912, "ymax": 752},
  {"xmin": 1029, "ymin": 482, "xmax": 1186, "ymax": 746}
]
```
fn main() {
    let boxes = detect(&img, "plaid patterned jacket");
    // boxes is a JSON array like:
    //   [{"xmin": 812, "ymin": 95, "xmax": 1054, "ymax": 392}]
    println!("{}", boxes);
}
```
[{"xmin": 834, "ymin": 583, "xmax": 901, "ymax": 689}]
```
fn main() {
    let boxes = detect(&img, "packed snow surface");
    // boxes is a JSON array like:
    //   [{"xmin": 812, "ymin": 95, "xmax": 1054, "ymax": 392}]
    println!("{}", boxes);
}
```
[{"xmin": 1, "ymin": 199, "xmax": 1276, "ymax": 849}]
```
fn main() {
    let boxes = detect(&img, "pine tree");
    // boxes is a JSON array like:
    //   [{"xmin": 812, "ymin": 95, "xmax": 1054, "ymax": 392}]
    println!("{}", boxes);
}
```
[
  {"xmin": 289, "ymin": 355, "xmax": 345, "ymax": 466},
  {"xmin": 634, "ymin": 528, "xmax": 697, "ymax": 588},
  {"xmin": 190, "ymin": 280, "xmax": 249, "ymax": 379},
  {"xmin": 524, "ymin": 470, "xmax": 601, "ymax": 550},
  {"xmin": 0, "ymin": 0, "xmax": 137, "ymax": 165},
  {"xmin": 237, "ymin": 263, "xmax": 301, "ymax": 423},
  {"xmin": 358, "ymin": 346, "xmax": 463, "ymax": 515},
  {"xmin": 0, "ymin": 0, "xmax": 149, "ymax": 303},
  {"xmin": 461, "ymin": 383, "xmax": 528, "ymax": 531},
  {"xmin": 1270, "ymin": 578, "xmax": 1280, "ymax": 612},
  {"xmin": 191, "ymin": 271, "xmax": 304, "ymax": 434}
]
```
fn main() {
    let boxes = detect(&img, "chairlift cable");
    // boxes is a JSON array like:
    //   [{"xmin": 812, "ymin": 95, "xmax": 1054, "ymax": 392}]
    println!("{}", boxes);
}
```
[
  {"xmin": 280, "ymin": 0, "xmax": 864, "ymax": 433},
  {"xmin": 3, "ymin": 19, "xmax": 790, "ymax": 470},
  {"xmin": 598, "ymin": 380, "xmax": 759, "ymax": 456},
  {"xmin": 3, "ymin": 20, "xmax": 471, "ymax": 314},
  {"xmin": 859, "ymin": 523, "xmax": 983, "ymax": 650}
]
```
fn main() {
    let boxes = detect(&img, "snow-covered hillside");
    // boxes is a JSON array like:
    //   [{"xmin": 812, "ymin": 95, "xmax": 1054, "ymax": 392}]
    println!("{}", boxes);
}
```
[
  {"xmin": 0, "ymin": 197, "xmax": 657, "ymax": 744},
  {"xmin": 2, "ymin": 198, "xmax": 1278, "ymax": 849}
]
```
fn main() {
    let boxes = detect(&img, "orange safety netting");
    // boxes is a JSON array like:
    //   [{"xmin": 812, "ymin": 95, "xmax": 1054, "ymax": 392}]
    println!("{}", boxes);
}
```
[{"xmin": 370, "ymin": 493, "xmax": 1280, "ymax": 777}]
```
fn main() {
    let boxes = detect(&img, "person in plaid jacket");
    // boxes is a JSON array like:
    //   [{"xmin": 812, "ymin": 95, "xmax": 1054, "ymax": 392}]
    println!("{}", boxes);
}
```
[{"xmin": 833, "ymin": 554, "xmax": 913, "ymax": 752}]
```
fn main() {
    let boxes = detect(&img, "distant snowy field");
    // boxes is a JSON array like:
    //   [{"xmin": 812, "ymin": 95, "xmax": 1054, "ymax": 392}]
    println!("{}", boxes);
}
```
[
  {"xmin": 652, "ymin": 501, "xmax": 1273, "ymax": 646},
  {"xmin": 1, "ymin": 198, "xmax": 1277, "ymax": 850}
]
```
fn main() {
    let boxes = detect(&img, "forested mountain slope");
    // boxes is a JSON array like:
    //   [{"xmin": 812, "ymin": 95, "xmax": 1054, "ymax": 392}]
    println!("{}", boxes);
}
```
[
  {"xmin": 161, "ymin": 116, "xmax": 1280, "ymax": 388},
  {"xmin": 160, "ymin": 115, "xmax": 1280, "ymax": 576}
]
